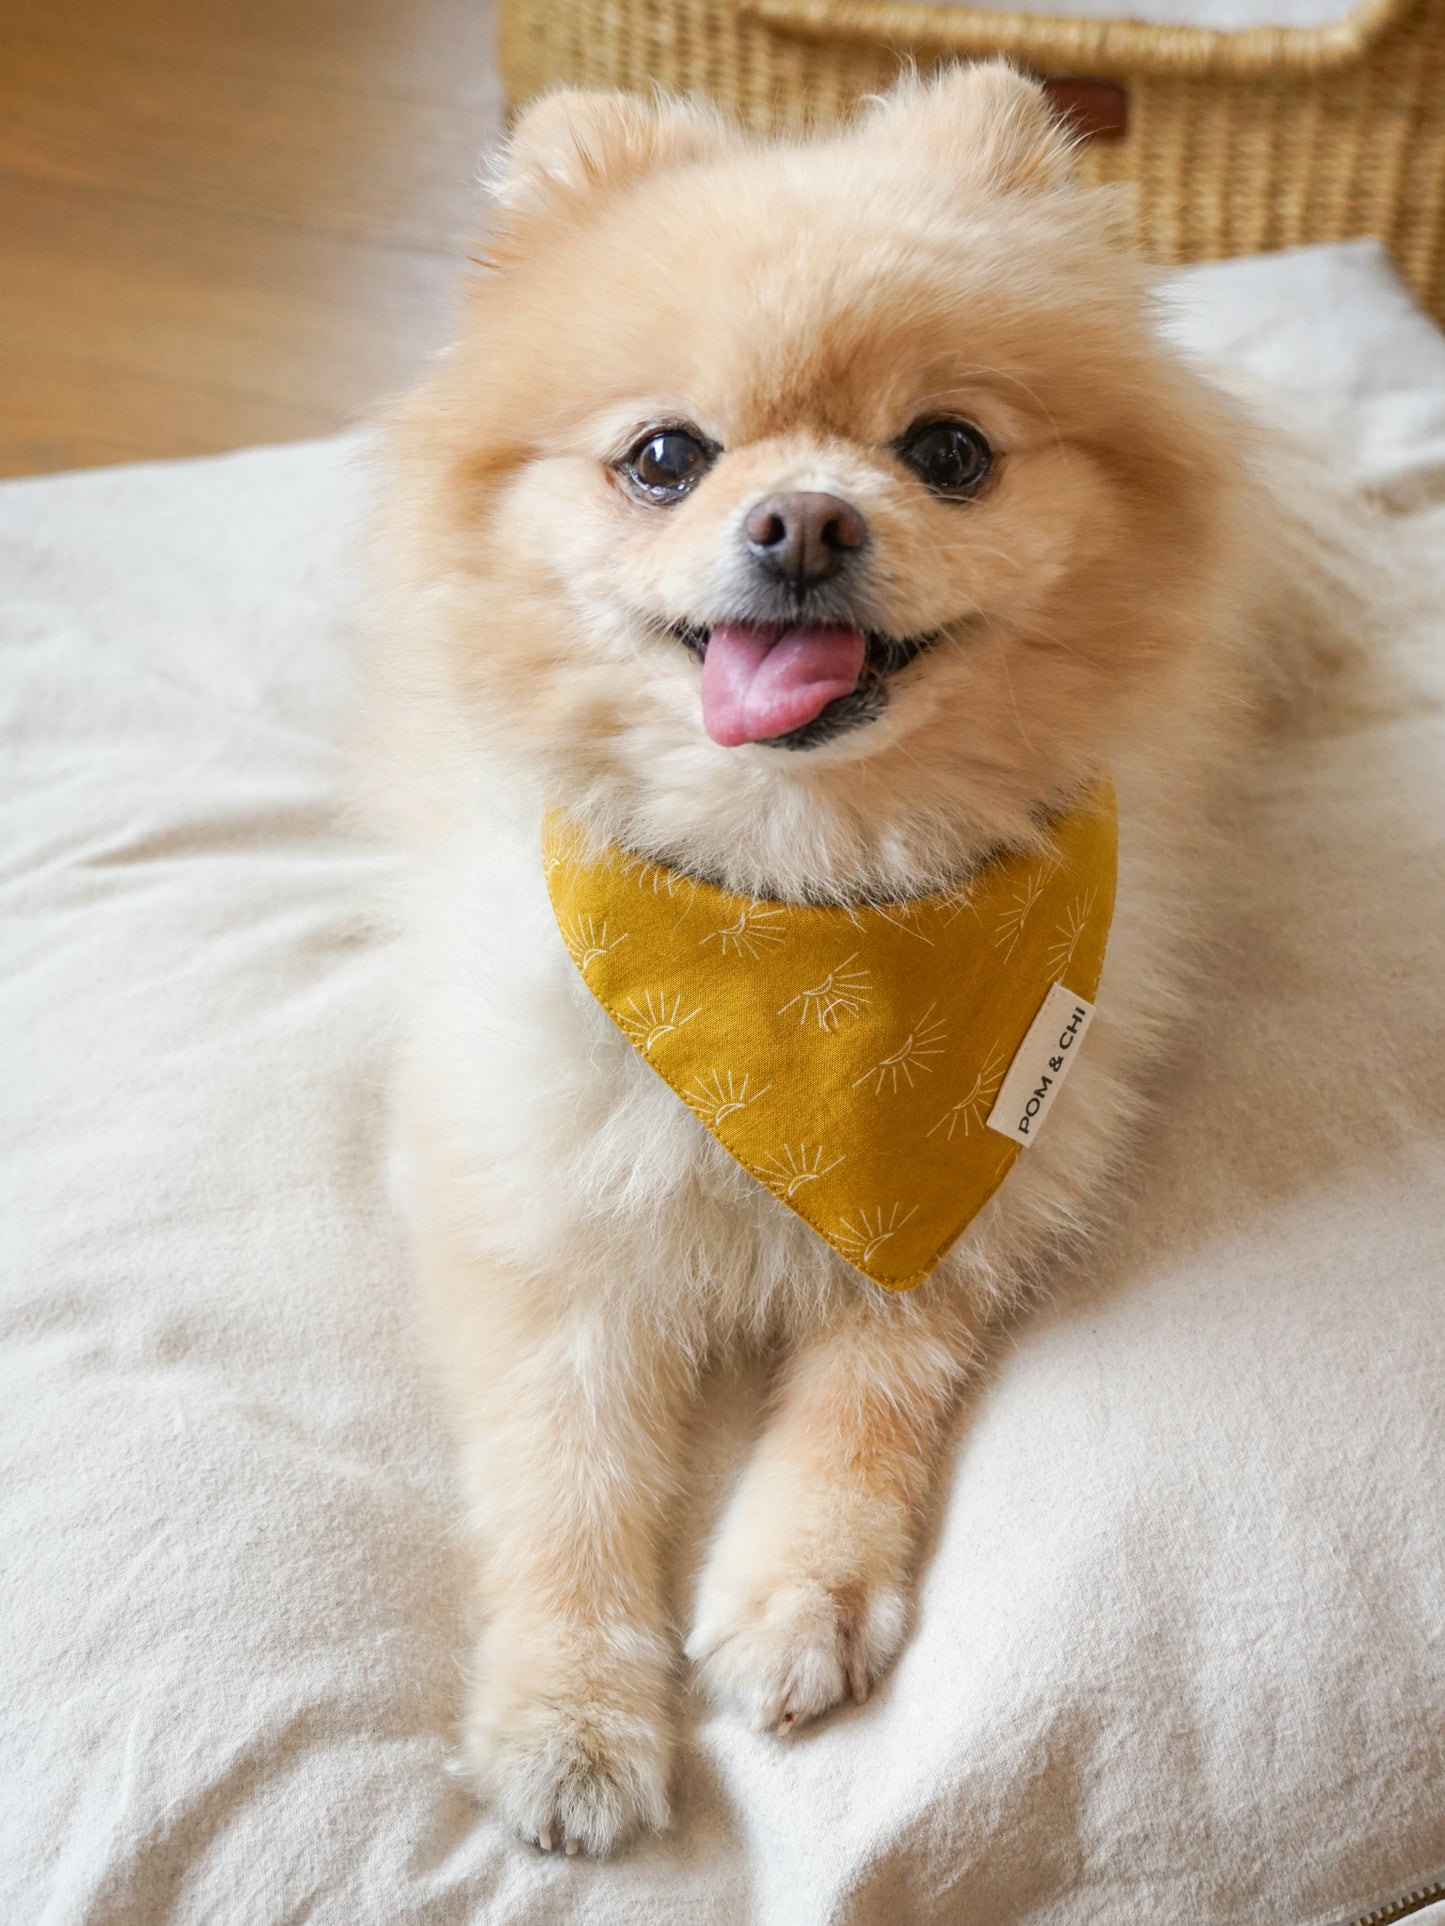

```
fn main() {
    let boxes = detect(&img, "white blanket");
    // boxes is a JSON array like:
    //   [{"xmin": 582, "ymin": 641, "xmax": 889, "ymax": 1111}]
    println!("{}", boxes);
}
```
[{"xmin": 2, "ymin": 242, "xmax": 1443, "ymax": 1926}]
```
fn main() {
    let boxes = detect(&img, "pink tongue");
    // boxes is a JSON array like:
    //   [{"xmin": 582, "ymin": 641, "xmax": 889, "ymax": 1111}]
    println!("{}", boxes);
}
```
[{"xmin": 700, "ymin": 621, "xmax": 867, "ymax": 746}]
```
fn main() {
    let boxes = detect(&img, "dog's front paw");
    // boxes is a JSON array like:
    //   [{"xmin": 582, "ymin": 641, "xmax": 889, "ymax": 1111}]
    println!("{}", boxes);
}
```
[
  {"xmin": 686, "ymin": 1574, "xmax": 908, "ymax": 1734},
  {"xmin": 455, "ymin": 1638, "xmax": 672, "ymax": 1855}
]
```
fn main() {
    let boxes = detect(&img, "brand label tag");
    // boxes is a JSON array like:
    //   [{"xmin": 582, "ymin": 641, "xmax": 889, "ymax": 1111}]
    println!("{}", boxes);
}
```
[{"xmin": 986, "ymin": 983, "xmax": 1095, "ymax": 1148}]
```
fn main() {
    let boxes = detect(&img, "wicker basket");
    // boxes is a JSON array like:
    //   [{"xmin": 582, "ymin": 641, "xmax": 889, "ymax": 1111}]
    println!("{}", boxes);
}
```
[{"xmin": 498, "ymin": 0, "xmax": 1445, "ymax": 320}]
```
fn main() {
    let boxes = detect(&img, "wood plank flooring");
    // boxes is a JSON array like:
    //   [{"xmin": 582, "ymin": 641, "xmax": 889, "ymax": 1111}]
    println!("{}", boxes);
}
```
[{"xmin": 0, "ymin": 0, "xmax": 503, "ymax": 476}]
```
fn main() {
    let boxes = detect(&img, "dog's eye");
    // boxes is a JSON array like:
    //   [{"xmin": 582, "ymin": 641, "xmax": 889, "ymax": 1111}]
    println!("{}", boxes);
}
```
[
  {"xmin": 621, "ymin": 426, "xmax": 716, "ymax": 501},
  {"xmin": 896, "ymin": 419, "xmax": 993, "ymax": 499}
]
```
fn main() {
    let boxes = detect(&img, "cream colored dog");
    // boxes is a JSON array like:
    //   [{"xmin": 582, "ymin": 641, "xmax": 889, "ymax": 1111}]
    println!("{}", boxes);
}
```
[{"xmin": 366, "ymin": 64, "xmax": 1320, "ymax": 1856}]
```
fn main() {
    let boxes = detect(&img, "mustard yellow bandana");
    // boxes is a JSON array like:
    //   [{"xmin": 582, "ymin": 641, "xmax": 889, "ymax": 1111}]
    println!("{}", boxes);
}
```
[{"xmin": 544, "ymin": 784, "xmax": 1116, "ymax": 1290}]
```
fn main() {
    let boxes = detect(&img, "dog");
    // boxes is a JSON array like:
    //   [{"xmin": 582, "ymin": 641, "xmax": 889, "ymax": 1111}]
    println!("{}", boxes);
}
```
[{"xmin": 364, "ymin": 62, "xmax": 1311, "ymax": 1856}]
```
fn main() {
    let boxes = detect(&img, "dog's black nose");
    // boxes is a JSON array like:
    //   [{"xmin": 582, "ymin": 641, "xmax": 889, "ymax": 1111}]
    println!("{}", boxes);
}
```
[{"xmin": 743, "ymin": 491, "xmax": 866, "ymax": 589}]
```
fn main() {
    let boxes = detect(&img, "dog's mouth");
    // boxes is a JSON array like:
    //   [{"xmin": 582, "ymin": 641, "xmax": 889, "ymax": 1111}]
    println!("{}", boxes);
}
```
[{"xmin": 671, "ymin": 621, "xmax": 938, "ymax": 752}]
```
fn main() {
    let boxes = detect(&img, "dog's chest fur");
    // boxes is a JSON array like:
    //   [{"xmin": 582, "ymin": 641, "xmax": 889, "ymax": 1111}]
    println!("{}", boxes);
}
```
[{"xmin": 400, "ymin": 729, "xmax": 1200, "ymax": 1351}]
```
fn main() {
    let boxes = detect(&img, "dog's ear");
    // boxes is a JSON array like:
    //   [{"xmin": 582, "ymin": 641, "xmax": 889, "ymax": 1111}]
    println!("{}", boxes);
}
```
[
  {"xmin": 490, "ymin": 88, "xmax": 732, "ymax": 214},
  {"xmin": 865, "ymin": 62, "xmax": 1075, "ymax": 194}
]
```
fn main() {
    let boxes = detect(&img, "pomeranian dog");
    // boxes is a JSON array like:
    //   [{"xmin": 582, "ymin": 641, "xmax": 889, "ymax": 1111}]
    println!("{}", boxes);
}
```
[{"xmin": 366, "ymin": 62, "xmax": 1300, "ymax": 1855}]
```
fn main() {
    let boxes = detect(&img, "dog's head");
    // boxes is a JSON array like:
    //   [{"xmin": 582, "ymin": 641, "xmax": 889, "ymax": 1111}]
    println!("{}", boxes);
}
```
[{"xmin": 381, "ymin": 65, "xmax": 1249, "ymax": 895}]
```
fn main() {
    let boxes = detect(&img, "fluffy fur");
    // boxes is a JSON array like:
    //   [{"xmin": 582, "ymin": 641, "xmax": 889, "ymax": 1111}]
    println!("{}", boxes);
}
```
[{"xmin": 365, "ymin": 65, "xmax": 1299, "ymax": 1856}]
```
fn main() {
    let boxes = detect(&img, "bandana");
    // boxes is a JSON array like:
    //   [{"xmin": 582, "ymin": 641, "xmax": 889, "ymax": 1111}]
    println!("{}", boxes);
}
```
[{"xmin": 543, "ymin": 784, "xmax": 1116, "ymax": 1290}]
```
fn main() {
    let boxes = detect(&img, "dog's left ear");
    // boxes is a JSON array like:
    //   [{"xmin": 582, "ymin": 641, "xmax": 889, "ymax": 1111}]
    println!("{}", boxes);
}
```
[
  {"xmin": 491, "ymin": 88, "xmax": 733, "ymax": 214},
  {"xmin": 865, "ymin": 62, "xmax": 1075, "ymax": 194}
]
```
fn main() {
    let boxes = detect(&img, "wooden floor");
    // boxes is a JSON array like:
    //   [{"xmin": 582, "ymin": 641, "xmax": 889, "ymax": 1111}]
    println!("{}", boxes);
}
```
[{"xmin": 0, "ymin": 0, "xmax": 504, "ymax": 477}]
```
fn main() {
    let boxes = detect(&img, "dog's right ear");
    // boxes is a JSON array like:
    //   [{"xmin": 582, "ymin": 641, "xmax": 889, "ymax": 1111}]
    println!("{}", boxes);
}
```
[
  {"xmin": 864, "ymin": 62, "xmax": 1076, "ymax": 196},
  {"xmin": 489, "ymin": 88, "xmax": 733, "ymax": 216}
]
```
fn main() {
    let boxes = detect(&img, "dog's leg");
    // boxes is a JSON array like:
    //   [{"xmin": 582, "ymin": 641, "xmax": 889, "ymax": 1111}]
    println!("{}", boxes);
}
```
[
  {"xmin": 417, "ymin": 1197, "xmax": 692, "ymax": 1855},
  {"xmin": 687, "ymin": 1286, "xmax": 975, "ymax": 1731}
]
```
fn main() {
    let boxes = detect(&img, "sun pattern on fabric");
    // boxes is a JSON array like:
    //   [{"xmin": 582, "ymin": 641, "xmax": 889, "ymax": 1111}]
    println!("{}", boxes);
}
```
[
  {"xmin": 543, "ymin": 781, "xmax": 1117, "ymax": 1289},
  {"xmin": 702, "ymin": 903, "xmax": 786, "ymax": 959},
  {"xmin": 633, "ymin": 858, "xmax": 695, "ymax": 903},
  {"xmin": 852, "ymin": 1003, "xmax": 948, "ymax": 1095},
  {"xmin": 752, "ymin": 1143, "xmax": 846, "ymax": 1199},
  {"xmin": 685, "ymin": 1069, "xmax": 772, "ymax": 1128},
  {"xmin": 927, "ymin": 1040, "xmax": 1010, "ymax": 1141},
  {"xmin": 994, "ymin": 862, "xmax": 1056, "ymax": 961},
  {"xmin": 777, "ymin": 953, "xmax": 872, "ymax": 1031},
  {"xmin": 1047, "ymin": 889, "xmax": 1098, "ymax": 981},
  {"xmin": 559, "ymin": 913, "xmax": 628, "ymax": 974},
  {"xmin": 541, "ymin": 821, "xmax": 570, "ymax": 880},
  {"xmin": 834, "ymin": 1203, "xmax": 920, "ymax": 1266},
  {"xmin": 617, "ymin": 989, "xmax": 701, "ymax": 1056}
]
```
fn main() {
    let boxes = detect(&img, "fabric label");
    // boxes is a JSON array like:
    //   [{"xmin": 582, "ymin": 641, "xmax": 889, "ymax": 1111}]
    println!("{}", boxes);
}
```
[{"xmin": 986, "ymin": 983, "xmax": 1095, "ymax": 1148}]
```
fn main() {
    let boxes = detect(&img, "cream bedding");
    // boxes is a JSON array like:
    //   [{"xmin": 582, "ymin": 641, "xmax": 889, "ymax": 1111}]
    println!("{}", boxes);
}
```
[{"xmin": 1, "ymin": 241, "xmax": 1442, "ymax": 1926}]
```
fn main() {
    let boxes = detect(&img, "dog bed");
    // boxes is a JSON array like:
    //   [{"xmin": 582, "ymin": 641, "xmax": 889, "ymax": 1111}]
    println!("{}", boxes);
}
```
[{"xmin": 1, "ymin": 240, "xmax": 1442, "ymax": 1926}]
